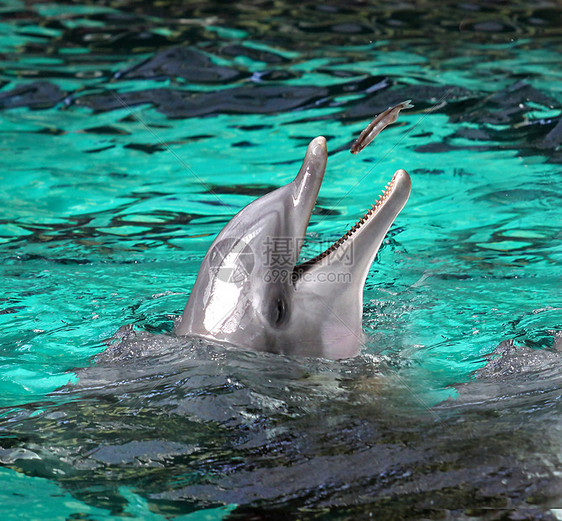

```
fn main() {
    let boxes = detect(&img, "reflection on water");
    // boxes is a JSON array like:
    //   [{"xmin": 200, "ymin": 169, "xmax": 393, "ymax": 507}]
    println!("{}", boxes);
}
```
[{"xmin": 1, "ymin": 0, "xmax": 561, "ymax": 519}]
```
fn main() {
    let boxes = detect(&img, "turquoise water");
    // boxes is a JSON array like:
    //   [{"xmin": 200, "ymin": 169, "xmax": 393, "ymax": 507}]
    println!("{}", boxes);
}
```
[{"xmin": 1, "ymin": 1, "xmax": 561, "ymax": 519}]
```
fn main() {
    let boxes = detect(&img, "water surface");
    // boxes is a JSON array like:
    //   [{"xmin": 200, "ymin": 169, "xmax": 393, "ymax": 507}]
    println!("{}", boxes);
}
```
[{"xmin": 1, "ymin": 1, "xmax": 561, "ymax": 519}]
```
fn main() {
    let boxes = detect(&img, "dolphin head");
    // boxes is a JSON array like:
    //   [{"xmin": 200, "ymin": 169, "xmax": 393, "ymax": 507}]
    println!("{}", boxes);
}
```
[{"xmin": 175, "ymin": 137, "xmax": 411, "ymax": 359}]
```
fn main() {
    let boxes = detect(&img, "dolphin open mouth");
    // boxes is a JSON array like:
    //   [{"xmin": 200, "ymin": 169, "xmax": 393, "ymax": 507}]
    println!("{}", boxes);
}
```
[
  {"xmin": 295, "ymin": 168, "xmax": 410, "ymax": 275},
  {"xmin": 288, "ymin": 135, "xmax": 411, "ymax": 284},
  {"xmin": 288, "ymin": 100, "xmax": 413, "ymax": 281}
]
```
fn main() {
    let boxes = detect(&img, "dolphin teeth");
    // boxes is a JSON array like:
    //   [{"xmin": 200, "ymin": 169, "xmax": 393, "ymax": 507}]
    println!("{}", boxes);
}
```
[{"xmin": 296, "ymin": 170, "xmax": 402, "ymax": 272}]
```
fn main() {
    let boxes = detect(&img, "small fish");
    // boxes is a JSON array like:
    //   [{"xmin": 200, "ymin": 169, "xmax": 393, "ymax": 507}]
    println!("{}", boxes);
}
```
[{"xmin": 350, "ymin": 100, "xmax": 414, "ymax": 154}]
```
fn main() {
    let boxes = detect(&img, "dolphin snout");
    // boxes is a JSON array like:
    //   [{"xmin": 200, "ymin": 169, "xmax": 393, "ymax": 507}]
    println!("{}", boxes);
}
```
[{"xmin": 309, "ymin": 136, "xmax": 327, "ymax": 155}]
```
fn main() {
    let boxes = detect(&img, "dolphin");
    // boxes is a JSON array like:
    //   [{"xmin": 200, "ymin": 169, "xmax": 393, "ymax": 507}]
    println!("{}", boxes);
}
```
[{"xmin": 175, "ymin": 137, "xmax": 411, "ymax": 359}]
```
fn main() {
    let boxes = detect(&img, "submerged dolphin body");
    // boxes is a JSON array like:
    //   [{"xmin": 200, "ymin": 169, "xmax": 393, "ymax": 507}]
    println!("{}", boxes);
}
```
[{"xmin": 175, "ymin": 137, "xmax": 411, "ymax": 359}]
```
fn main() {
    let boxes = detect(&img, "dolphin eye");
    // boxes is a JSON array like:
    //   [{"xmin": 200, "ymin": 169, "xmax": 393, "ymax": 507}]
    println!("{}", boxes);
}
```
[{"xmin": 274, "ymin": 297, "xmax": 287, "ymax": 327}]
